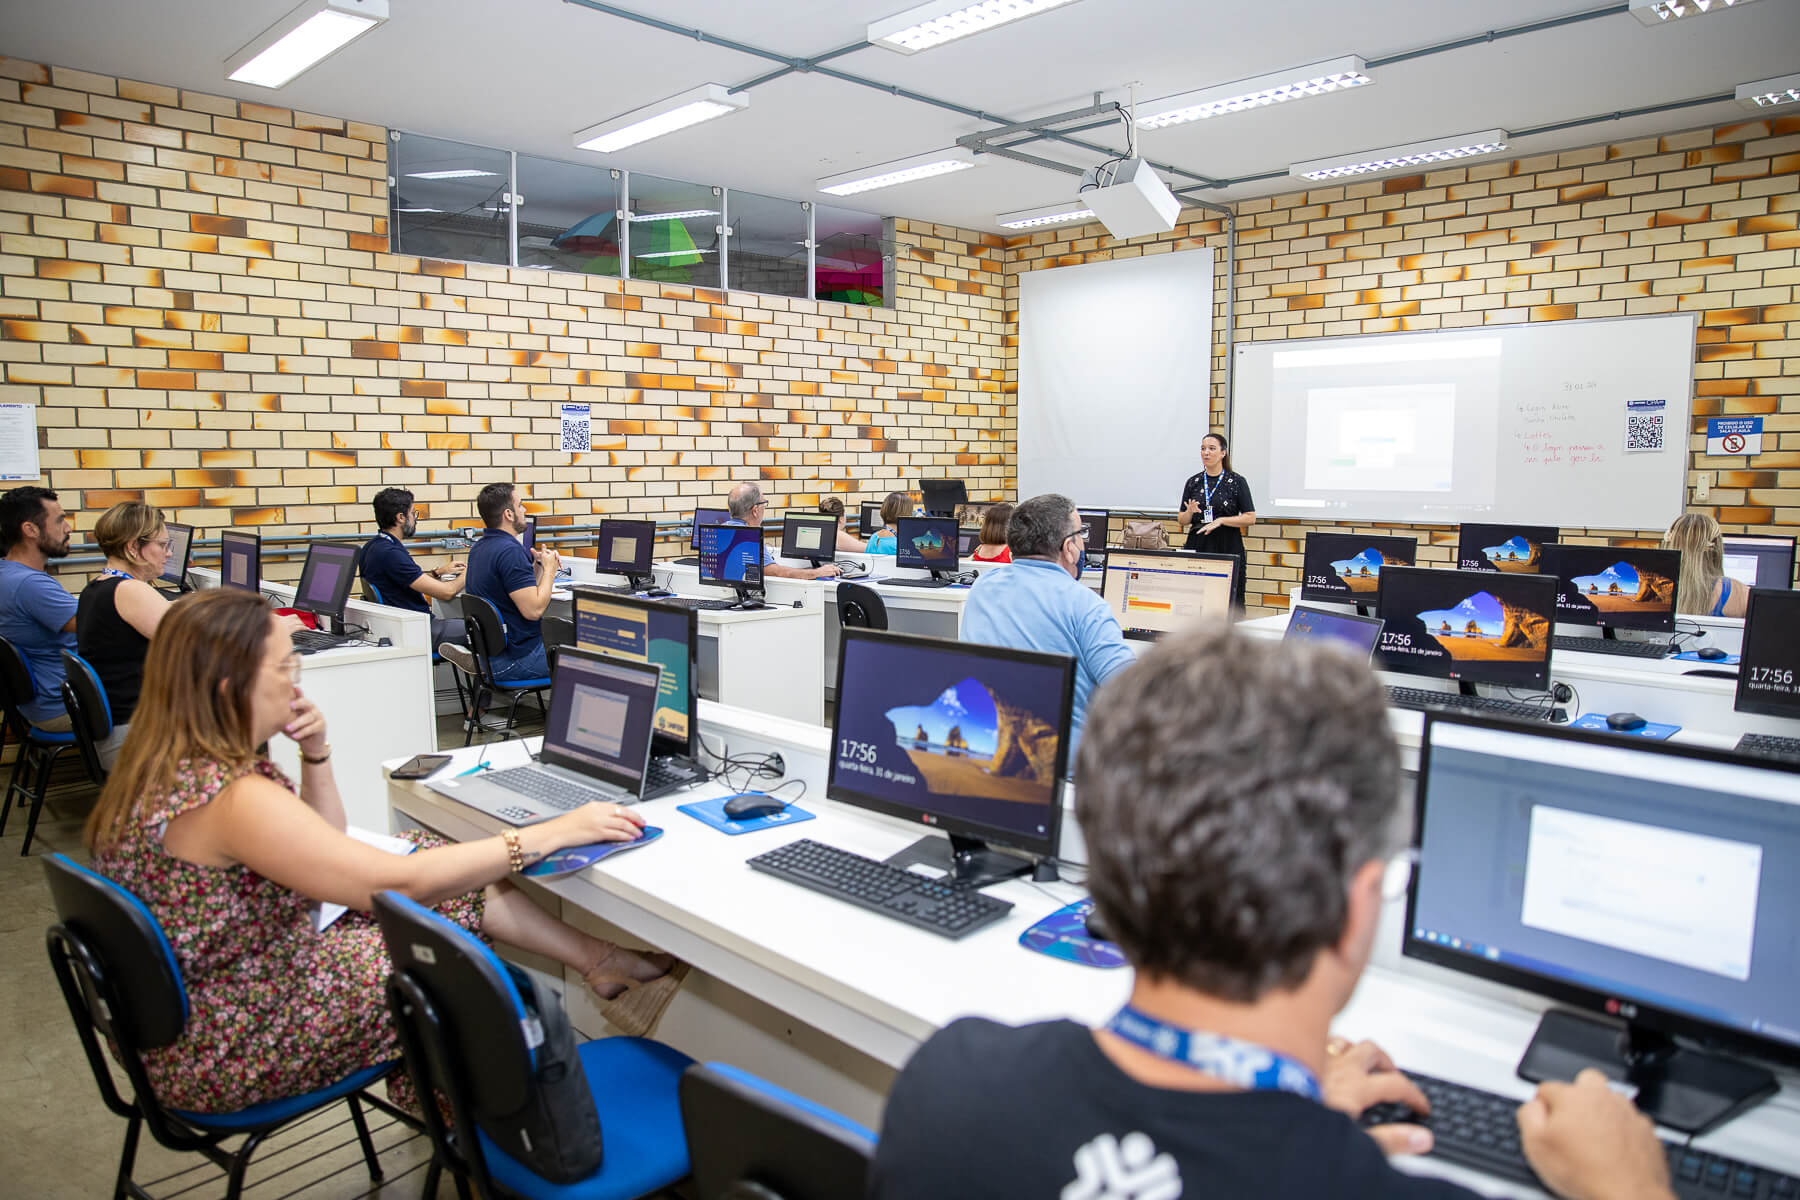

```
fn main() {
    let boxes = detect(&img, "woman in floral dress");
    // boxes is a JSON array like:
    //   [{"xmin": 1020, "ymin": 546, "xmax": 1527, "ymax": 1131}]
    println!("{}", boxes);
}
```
[{"xmin": 86, "ymin": 587, "xmax": 670, "ymax": 1114}]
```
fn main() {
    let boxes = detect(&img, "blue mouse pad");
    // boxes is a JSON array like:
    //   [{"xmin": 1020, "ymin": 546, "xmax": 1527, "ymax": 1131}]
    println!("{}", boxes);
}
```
[
  {"xmin": 521, "ymin": 827, "xmax": 663, "ymax": 878},
  {"xmin": 679, "ymin": 795, "xmax": 816, "ymax": 835},
  {"xmin": 1019, "ymin": 898, "xmax": 1129, "ymax": 969},
  {"xmin": 1568, "ymin": 713, "xmax": 1680, "ymax": 740},
  {"xmin": 1672, "ymin": 650, "xmax": 1740, "ymax": 665}
]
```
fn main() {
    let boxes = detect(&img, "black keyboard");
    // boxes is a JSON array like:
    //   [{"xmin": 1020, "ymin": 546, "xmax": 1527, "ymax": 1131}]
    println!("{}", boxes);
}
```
[
  {"xmin": 1360, "ymin": 1070, "xmax": 1798, "ymax": 1199},
  {"xmin": 1736, "ymin": 733, "xmax": 1800, "ymax": 764},
  {"xmin": 1386, "ymin": 687, "xmax": 1563, "ymax": 722},
  {"xmin": 291, "ymin": 628, "xmax": 353, "ymax": 654},
  {"xmin": 882, "ymin": 578, "xmax": 953, "ymax": 588},
  {"xmin": 642, "ymin": 755, "xmax": 704, "ymax": 795},
  {"xmin": 658, "ymin": 596, "xmax": 738, "ymax": 611},
  {"xmin": 486, "ymin": 766, "xmax": 630, "ymax": 811},
  {"xmin": 746, "ymin": 838, "xmax": 1013, "ymax": 939},
  {"xmin": 1552, "ymin": 634, "xmax": 1673, "ymax": 660}
]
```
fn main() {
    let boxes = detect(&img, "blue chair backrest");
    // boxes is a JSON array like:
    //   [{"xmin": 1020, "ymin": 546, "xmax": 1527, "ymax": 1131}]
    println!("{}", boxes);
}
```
[
  {"xmin": 41, "ymin": 854, "xmax": 188, "ymax": 1050},
  {"xmin": 363, "ymin": 578, "xmax": 385, "ymax": 605},
  {"xmin": 61, "ymin": 649, "xmax": 113, "ymax": 739},
  {"xmin": 680, "ymin": 1061, "xmax": 876, "ymax": 1200},
  {"xmin": 371, "ymin": 890, "xmax": 536, "ymax": 1117}
]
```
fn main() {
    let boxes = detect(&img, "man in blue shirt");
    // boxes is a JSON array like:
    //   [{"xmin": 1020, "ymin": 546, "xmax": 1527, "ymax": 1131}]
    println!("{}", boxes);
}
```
[
  {"xmin": 463, "ymin": 483, "xmax": 560, "ymax": 683},
  {"xmin": 960, "ymin": 493, "xmax": 1134, "ymax": 751},
  {"xmin": 362, "ymin": 487, "xmax": 467, "ymax": 651},
  {"xmin": 0, "ymin": 486, "xmax": 77, "ymax": 731}
]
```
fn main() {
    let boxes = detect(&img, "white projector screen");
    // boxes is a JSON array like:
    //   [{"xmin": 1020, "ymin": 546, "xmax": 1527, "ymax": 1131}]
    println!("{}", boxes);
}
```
[{"xmin": 1017, "ymin": 249, "xmax": 1215, "ymax": 510}]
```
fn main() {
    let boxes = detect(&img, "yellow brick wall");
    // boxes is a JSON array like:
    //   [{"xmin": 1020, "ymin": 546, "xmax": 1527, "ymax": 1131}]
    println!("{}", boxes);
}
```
[
  {"xmin": 0, "ymin": 56, "xmax": 1010, "ymax": 578},
  {"xmin": 1006, "ymin": 118, "xmax": 1800, "ymax": 613}
]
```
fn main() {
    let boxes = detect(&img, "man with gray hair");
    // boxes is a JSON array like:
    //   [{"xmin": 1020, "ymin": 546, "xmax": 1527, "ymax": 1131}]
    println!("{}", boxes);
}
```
[
  {"xmin": 873, "ymin": 630, "xmax": 1675, "ymax": 1200},
  {"xmin": 959, "ymin": 493, "xmax": 1132, "ymax": 750},
  {"xmin": 722, "ymin": 482, "xmax": 840, "ymax": 581}
]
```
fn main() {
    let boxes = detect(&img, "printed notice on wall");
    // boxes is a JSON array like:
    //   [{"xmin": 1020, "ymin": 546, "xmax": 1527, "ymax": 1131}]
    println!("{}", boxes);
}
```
[
  {"xmin": 0, "ymin": 404, "xmax": 40, "ymax": 480},
  {"xmin": 559, "ymin": 403, "xmax": 591, "ymax": 454},
  {"xmin": 1623, "ymin": 398, "xmax": 1665, "ymax": 454}
]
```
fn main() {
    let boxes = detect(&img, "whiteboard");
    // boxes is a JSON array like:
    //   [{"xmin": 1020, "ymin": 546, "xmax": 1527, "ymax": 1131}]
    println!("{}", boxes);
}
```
[
  {"xmin": 1017, "ymin": 249, "xmax": 1214, "ymax": 510},
  {"xmin": 1231, "ymin": 314, "xmax": 1697, "ymax": 530}
]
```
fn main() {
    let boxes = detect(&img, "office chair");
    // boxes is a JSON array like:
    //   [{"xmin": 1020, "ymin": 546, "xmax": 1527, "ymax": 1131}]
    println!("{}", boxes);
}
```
[
  {"xmin": 41, "ymin": 855, "xmax": 410, "ymax": 1200},
  {"xmin": 0, "ymin": 635, "xmax": 76, "ymax": 855},
  {"xmin": 372, "ymin": 890, "xmax": 692, "ymax": 1200},
  {"xmin": 458, "ymin": 595, "xmax": 551, "ymax": 746},
  {"xmin": 59, "ymin": 649, "xmax": 113, "ymax": 787},
  {"xmin": 680, "ymin": 1062, "xmax": 876, "ymax": 1200},
  {"xmin": 836, "ymin": 582, "xmax": 888, "ymax": 631}
]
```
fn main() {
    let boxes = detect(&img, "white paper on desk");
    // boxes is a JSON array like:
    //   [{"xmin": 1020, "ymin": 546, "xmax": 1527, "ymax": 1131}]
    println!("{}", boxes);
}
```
[
  {"xmin": 315, "ymin": 826, "xmax": 416, "ymax": 932},
  {"xmin": 0, "ymin": 404, "xmax": 40, "ymax": 480}
]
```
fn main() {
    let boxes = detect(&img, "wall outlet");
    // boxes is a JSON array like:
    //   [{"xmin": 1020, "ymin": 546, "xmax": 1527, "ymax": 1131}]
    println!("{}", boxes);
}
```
[{"xmin": 1694, "ymin": 471, "xmax": 1711, "ymax": 502}]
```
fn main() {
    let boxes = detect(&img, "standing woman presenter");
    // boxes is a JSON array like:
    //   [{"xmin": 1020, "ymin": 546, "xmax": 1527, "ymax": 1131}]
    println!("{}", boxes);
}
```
[{"xmin": 1177, "ymin": 432, "xmax": 1256, "ymax": 607}]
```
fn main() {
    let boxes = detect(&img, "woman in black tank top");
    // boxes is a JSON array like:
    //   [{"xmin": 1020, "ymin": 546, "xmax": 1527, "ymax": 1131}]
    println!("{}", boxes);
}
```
[{"xmin": 77, "ymin": 503, "xmax": 173, "ymax": 767}]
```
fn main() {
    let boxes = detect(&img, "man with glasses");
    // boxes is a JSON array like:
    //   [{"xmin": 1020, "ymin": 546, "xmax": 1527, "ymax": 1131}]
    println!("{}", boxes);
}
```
[
  {"xmin": 723, "ymin": 482, "xmax": 840, "ymax": 581},
  {"xmin": 959, "ymin": 493, "xmax": 1133, "ymax": 752}
]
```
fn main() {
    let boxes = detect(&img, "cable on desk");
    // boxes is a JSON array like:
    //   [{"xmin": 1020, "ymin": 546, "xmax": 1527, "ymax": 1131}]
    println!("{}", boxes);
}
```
[{"xmin": 695, "ymin": 733, "xmax": 787, "ymax": 794}]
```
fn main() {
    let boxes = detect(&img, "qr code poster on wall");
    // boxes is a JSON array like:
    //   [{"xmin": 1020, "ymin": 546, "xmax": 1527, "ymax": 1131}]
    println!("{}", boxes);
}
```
[
  {"xmin": 1623, "ymin": 398, "xmax": 1666, "ymax": 454},
  {"xmin": 559, "ymin": 403, "xmax": 591, "ymax": 454}
]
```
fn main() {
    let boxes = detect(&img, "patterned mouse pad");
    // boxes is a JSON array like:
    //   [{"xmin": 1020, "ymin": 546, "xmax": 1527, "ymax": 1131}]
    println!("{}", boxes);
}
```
[{"xmin": 1019, "ymin": 898, "xmax": 1129, "ymax": 969}]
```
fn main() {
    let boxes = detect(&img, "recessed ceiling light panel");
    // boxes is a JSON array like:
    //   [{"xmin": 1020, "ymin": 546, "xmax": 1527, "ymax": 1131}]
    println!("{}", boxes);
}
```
[
  {"xmin": 869, "ymin": 0, "xmax": 1085, "ymax": 54},
  {"xmin": 1139, "ymin": 56, "xmax": 1371, "ymax": 129},
  {"xmin": 817, "ymin": 148, "xmax": 980, "ymax": 196},
  {"xmin": 574, "ymin": 84, "xmax": 749, "ymax": 155},
  {"xmin": 405, "ymin": 169, "xmax": 499, "ymax": 181},
  {"xmin": 225, "ymin": 0, "xmax": 388, "ymax": 89},
  {"xmin": 995, "ymin": 201, "xmax": 1095, "ymax": 229},
  {"xmin": 628, "ymin": 209, "xmax": 719, "ymax": 222},
  {"xmin": 1629, "ymin": 0, "xmax": 1759, "ymax": 24},
  {"xmin": 1291, "ymin": 130, "xmax": 1509, "ymax": 181},
  {"xmin": 1736, "ymin": 72, "xmax": 1800, "ymax": 110}
]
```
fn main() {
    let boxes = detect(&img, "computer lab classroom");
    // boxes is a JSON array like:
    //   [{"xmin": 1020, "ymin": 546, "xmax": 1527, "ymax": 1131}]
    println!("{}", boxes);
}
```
[{"xmin": 2, "ymin": 1, "xmax": 1799, "ymax": 1198}]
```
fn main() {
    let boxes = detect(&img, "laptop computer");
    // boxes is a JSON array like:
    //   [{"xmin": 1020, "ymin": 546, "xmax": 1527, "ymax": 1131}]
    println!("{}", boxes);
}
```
[
  {"xmin": 427, "ymin": 648, "xmax": 663, "ymax": 824},
  {"xmin": 1283, "ymin": 604, "xmax": 1386, "ymax": 661}
]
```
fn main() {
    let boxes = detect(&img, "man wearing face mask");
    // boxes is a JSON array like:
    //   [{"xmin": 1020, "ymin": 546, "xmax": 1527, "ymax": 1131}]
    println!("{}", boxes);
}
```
[{"xmin": 960, "ymin": 493, "xmax": 1134, "ymax": 753}]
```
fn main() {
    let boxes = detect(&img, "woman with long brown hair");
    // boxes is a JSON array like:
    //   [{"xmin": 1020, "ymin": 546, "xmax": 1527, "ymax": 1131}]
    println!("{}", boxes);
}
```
[{"xmin": 87, "ymin": 588, "xmax": 670, "ymax": 1115}]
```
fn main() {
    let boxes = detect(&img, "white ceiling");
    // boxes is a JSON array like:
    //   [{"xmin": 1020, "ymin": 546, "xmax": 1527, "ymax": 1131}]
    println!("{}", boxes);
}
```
[{"xmin": 7, "ymin": 0, "xmax": 1799, "ymax": 233}]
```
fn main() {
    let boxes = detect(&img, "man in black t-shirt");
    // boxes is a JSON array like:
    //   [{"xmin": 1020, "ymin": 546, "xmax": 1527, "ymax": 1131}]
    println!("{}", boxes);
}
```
[{"xmin": 871, "ymin": 631, "xmax": 1675, "ymax": 1200}]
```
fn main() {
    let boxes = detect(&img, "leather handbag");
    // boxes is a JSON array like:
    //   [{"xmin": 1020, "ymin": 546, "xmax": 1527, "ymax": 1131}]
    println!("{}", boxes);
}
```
[{"xmin": 1121, "ymin": 520, "xmax": 1169, "ymax": 550}]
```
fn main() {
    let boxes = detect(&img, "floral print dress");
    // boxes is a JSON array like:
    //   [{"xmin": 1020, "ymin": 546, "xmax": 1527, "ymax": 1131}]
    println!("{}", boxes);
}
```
[{"xmin": 92, "ymin": 756, "xmax": 485, "ymax": 1114}]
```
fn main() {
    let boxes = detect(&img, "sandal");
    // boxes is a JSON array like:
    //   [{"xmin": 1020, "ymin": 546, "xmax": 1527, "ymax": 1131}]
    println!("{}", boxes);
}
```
[{"xmin": 580, "ymin": 945, "xmax": 677, "ymax": 1001}]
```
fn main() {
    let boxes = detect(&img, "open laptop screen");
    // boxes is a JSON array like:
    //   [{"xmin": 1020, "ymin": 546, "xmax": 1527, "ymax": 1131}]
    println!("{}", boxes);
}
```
[{"xmin": 539, "ymin": 648, "xmax": 662, "ymax": 792}]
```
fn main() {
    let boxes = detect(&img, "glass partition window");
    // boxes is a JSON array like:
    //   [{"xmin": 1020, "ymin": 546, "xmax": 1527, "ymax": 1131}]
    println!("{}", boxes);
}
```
[
  {"xmin": 726, "ymin": 189, "xmax": 808, "ymax": 298},
  {"xmin": 814, "ymin": 207, "xmax": 888, "ymax": 306},
  {"xmin": 626, "ymin": 174, "xmax": 722, "ymax": 289},
  {"xmin": 515, "ymin": 155, "xmax": 621, "ymax": 277},
  {"xmin": 389, "ymin": 133, "xmax": 512, "ymax": 266}
]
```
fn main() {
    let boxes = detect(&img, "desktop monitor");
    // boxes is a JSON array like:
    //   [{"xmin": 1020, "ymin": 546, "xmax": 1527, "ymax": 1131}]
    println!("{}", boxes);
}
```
[
  {"xmin": 918, "ymin": 479, "xmax": 968, "ymax": 518},
  {"xmin": 520, "ymin": 519, "xmax": 536, "ymax": 554},
  {"xmin": 829, "ymin": 628, "xmax": 1076, "ymax": 887},
  {"xmin": 781, "ymin": 514, "xmax": 838, "ymax": 566},
  {"xmin": 1374, "ymin": 565, "xmax": 1556, "ymax": 690},
  {"xmin": 1734, "ymin": 588, "xmax": 1800, "ymax": 720},
  {"xmin": 1540, "ymin": 543, "xmax": 1680, "ymax": 633},
  {"xmin": 1457, "ymin": 522, "xmax": 1560, "ymax": 573},
  {"xmin": 894, "ymin": 517, "xmax": 960, "ymax": 579},
  {"xmin": 1722, "ymin": 535, "xmax": 1796, "ymax": 592},
  {"xmin": 1298, "ymin": 533, "xmax": 1417, "ymax": 605},
  {"xmin": 957, "ymin": 529, "xmax": 980, "ymax": 557},
  {"xmin": 1283, "ymin": 605, "xmax": 1385, "ymax": 661},
  {"xmin": 1099, "ymin": 549, "xmax": 1237, "ymax": 641},
  {"xmin": 697, "ymin": 523, "xmax": 767, "ymax": 609},
  {"xmin": 858, "ymin": 501, "xmax": 884, "ymax": 538},
  {"xmin": 218, "ymin": 530, "xmax": 260, "ymax": 593},
  {"xmin": 292, "ymin": 542, "xmax": 362, "ymax": 626},
  {"xmin": 596, "ymin": 518, "xmax": 656, "ymax": 590},
  {"xmin": 1078, "ymin": 509, "xmax": 1109, "ymax": 556},
  {"xmin": 689, "ymin": 506, "xmax": 731, "ymax": 551},
  {"xmin": 572, "ymin": 590, "xmax": 698, "ymax": 758},
  {"xmin": 159, "ymin": 521, "xmax": 193, "ymax": 590},
  {"xmin": 1407, "ymin": 713, "xmax": 1800, "ymax": 1132}
]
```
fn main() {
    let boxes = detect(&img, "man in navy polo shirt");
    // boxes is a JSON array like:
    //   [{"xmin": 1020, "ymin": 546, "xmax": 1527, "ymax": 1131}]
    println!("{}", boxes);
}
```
[
  {"xmin": 361, "ymin": 487, "xmax": 467, "ymax": 653},
  {"xmin": 463, "ymin": 482, "xmax": 560, "ymax": 683}
]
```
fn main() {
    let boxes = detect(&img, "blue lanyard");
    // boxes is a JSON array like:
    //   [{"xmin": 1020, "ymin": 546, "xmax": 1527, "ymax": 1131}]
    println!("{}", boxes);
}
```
[
  {"xmin": 100, "ymin": 567, "xmax": 135, "ymax": 582},
  {"xmin": 1105, "ymin": 1006, "xmax": 1321, "ymax": 1101},
  {"xmin": 1200, "ymin": 471, "xmax": 1225, "ymax": 509}
]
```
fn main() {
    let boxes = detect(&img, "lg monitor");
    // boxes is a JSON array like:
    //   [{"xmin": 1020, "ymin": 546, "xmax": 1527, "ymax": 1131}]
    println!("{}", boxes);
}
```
[
  {"xmin": 158, "ymin": 521, "xmax": 193, "ymax": 591},
  {"xmin": 520, "ymin": 519, "xmax": 536, "ymax": 554},
  {"xmin": 1540, "ymin": 543, "xmax": 1680, "ymax": 634},
  {"xmin": 572, "ymin": 590, "xmax": 699, "ymax": 761},
  {"xmin": 1299, "ymin": 532, "xmax": 1417, "ymax": 608},
  {"xmin": 858, "ymin": 501, "xmax": 885, "ymax": 538},
  {"xmin": 1722, "ymin": 535, "xmax": 1796, "ymax": 593},
  {"xmin": 918, "ymin": 479, "xmax": 968, "ymax": 518},
  {"xmin": 1408, "ymin": 713, "xmax": 1800, "ymax": 1132},
  {"xmin": 830, "ymin": 628, "xmax": 1076, "ymax": 887},
  {"xmin": 596, "ymin": 518, "xmax": 657, "ymax": 591},
  {"xmin": 1099, "ymin": 549, "xmax": 1238, "ymax": 641},
  {"xmin": 1284, "ymin": 605, "xmax": 1385, "ymax": 661},
  {"xmin": 689, "ymin": 506, "xmax": 731, "ymax": 551},
  {"xmin": 781, "ymin": 514, "xmax": 838, "ymax": 566},
  {"xmin": 697, "ymin": 523, "xmax": 767, "ymax": 609},
  {"xmin": 292, "ymin": 542, "xmax": 363, "ymax": 628},
  {"xmin": 1735, "ymin": 589, "xmax": 1800, "ymax": 720},
  {"xmin": 1457, "ymin": 522, "xmax": 1560, "ymax": 574},
  {"xmin": 894, "ymin": 517, "xmax": 961, "ymax": 581},
  {"xmin": 1078, "ymin": 509, "xmax": 1109, "ymax": 559},
  {"xmin": 1374, "ymin": 565, "xmax": 1556, "ymax": 690},
  {"xmin": 218, "ymin": 530, "xmax": 260, "ymax": 593}
]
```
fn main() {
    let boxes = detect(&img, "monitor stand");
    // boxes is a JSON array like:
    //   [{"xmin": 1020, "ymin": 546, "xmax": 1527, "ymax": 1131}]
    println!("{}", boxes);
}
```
[
  {"xmin": 626, "ymin": 571, "xmax": 670, "ymax": 597},
  {"xmin": 1355, "ymin": 602, "xmax": 1374, "ymax": 618},
  {"xmin": 1517, "ymin": 1008, "xmax": 1778, "ymax": 1135},
  {"xmin": 884, "ymin": 832, "xmax": 1033, "ymax": 890},
  {"xmin": 730, "ymin": 583, "xmax": 768, "ymax": 611}
]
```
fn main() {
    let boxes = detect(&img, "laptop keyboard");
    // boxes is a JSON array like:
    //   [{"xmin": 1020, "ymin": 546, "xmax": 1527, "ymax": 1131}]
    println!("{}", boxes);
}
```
[{"xmin": 486, "ymin": 766, "xmax": 626, "ymax": 811}]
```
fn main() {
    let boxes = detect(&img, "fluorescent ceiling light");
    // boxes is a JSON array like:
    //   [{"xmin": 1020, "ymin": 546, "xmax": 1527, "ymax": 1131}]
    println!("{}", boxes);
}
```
[
  {"xmin": 574, "ymin": 84, "xmax": 748, "ymax": 154},
  {"xmin": 225, "ymin": 0, "xmax": 387, "ymax": 89},
  {"xmin": 869, "ymin": 0, "xmax": 1085, "ymax": 54},
  {"xmin": 1139, "ymin": 56, "xmax": 1371, "ymax": 129},
  {"xmin": 818, "ymin": 148, "xmax": 979, "ymax": 196},
  {"xmin": 995, "ymin": 201, "xmax": 1095, "ymax": 229},
  {"xmin": 636, "ymin": 248, "xmax": 717, "ymax": 258},
  {"xmin": 629, "ymin": 209, "xmax": 718, "ymax": 222},
  {"xmin": 394, "ymin": 206, "xmax": 442, "ymax": 214},
  {"xmin": 1630, "ymin": 0, "xmax": 1759, "ymax": 24},
  {"xmin": 1737, "ymin": 72, "xmax": 1800, "ymax": 110},
  {"xmin": 1291, "ymin": 129, "xmax": 1508, "ymax": 181},
  {"xmin": 405, "ymin": 169, "xmax": 498, "ymax": 180}
]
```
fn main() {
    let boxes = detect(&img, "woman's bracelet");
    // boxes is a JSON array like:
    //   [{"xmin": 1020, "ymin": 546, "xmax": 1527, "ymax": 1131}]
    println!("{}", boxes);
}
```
[
  {"xmin": 500, "ymin": 828, "xmax": 525, "ymax": 873},
  {"xmin": 301, "ymin": 744, "xmax": 332, "ymax": 764}
]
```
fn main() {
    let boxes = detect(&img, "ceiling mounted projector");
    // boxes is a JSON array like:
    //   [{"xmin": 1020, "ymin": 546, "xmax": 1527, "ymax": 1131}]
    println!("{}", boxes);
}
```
[{"xmin": 1081, "ymin": 159, "xmax": 1181, "ymax": 239}]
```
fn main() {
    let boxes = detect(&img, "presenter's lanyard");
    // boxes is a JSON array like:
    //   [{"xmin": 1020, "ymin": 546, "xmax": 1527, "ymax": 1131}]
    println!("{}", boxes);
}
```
[
  {"xmin": 1200, "ymin": 471, "xmax": 1224, "ymax": 524},
  {"xmin": 1104, "ymin": 1006, "xmax": 1322, "ymax": 1101},
  {"xmin": 100, "ymin": 567, "xmax": 136, "ymax": 582}
]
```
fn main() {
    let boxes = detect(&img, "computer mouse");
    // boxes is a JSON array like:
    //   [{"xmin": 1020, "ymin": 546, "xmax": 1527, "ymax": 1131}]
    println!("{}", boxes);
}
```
[
  {"xmin": 723, "ymin": 792, "xmax": 786, "ymax": 820},
  {"xmin": 1697, "ymin": 646, "xmax": 1728, "ymax": 661},
  {"xmin": 1606, "ymin": 712, "xmax": 1647, "ymax": 732},
  {"xmin": 1083, "ymin": 907, "xmax": 1113, "ymax": 943}
]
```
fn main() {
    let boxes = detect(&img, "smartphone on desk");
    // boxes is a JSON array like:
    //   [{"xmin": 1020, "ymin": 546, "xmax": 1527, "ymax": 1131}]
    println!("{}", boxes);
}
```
[{"xmin": 392, "ymin": 753, "xmax": 453, "ymax": 780}]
